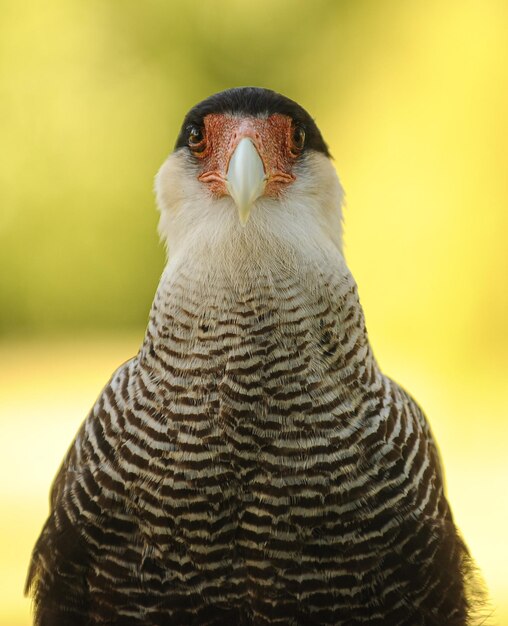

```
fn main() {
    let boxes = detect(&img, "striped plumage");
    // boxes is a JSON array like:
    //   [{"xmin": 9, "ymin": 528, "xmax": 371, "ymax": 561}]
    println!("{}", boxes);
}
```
[{"xmin": 27, "ymin": 88, "xmax": 482, "ymax": 625}]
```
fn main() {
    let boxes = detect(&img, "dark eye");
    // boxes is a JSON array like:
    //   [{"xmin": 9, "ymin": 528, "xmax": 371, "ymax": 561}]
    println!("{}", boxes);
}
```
[
  {"xmin": 188, "ymin": 125, "xmax": 206, "ymax": 152},
  {"xmin": 291, "ymin": 125, "xmax": 306, "ymax": 153}
]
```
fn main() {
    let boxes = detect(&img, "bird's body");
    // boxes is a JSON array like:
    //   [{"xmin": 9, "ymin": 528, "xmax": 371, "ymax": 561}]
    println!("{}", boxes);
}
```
[{"xmin": 27, "ymin": 88, "xmax": 480, "ymax": 625}]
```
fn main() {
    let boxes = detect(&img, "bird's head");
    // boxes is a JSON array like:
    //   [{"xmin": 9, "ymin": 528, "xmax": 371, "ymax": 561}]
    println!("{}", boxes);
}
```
[{"xmin": 156, "ymin": 88, "xmax": 344, "ymax": 258}]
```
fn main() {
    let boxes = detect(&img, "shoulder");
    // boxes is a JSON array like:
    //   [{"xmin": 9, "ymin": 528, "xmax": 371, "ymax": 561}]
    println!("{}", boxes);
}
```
[{"xmin": 50, "ymin": 356, "xmax": 139, "ymax": 509}]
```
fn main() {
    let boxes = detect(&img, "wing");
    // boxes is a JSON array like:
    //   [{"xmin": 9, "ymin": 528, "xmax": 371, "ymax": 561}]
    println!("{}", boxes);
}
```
[
  {"xmin": 379, "ymin": 377, "xmax": 490, "ymax": 625},
  {"xmin": 25, "ymin": 357, "xmax": 139, "ymax": 626}
]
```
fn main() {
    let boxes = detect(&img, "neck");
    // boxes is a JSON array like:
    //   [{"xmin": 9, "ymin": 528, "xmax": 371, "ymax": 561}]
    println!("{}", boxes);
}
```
[{"xmin": 141, "ymin": 227, "xmax": 379, "ymax": 401}]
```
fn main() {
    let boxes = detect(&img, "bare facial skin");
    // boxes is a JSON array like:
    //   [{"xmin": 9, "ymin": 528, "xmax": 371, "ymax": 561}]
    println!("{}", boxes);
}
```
[{"xmin": 193, "ymin": 113, "xmax": 303, "ymax": 198}]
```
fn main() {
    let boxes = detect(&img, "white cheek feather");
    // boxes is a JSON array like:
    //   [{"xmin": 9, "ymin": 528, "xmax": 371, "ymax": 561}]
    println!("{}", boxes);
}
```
[{"xmin": 155, "ymin": 150, "xmax": 345, "ymax": 286}]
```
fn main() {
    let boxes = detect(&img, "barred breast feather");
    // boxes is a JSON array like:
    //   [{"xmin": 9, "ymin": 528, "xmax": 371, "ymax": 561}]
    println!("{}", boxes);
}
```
[{"xmin": 26, "ymin": 223, "xmax": 476, "ymax": 625}]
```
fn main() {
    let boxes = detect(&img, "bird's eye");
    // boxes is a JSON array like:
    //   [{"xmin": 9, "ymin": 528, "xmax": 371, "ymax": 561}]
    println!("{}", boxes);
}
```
[
  {"xmin": 291, "ymin": 125, "xmax": 306, "ymax": 154},
  {"xmin": 188, "ymin": 126, "xmax": 206, "ymax": 153}
]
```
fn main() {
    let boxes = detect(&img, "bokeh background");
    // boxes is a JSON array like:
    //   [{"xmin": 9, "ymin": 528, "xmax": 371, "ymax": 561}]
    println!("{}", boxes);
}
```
[{"xmin": 1, "ymin": 0, "xmax": 507, "ymax": 623}]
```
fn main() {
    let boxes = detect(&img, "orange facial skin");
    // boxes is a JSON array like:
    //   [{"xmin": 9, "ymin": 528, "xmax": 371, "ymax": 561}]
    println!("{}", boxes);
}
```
[{"xmin": 191, "ymin": 113, "xmax": 303, "ymax": 198}]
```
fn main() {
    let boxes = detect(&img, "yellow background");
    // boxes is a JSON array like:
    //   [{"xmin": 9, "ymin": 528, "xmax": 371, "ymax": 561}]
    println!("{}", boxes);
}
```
[{"xmin": 1, "ymin": 1, "xmax": 506, "ymax": 623}]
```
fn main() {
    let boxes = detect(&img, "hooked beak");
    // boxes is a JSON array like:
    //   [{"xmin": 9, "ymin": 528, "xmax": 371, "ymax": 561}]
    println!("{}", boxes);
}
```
[{"xmin": 226, "ymin": 138, "xmax": 267, "ymax": 226}]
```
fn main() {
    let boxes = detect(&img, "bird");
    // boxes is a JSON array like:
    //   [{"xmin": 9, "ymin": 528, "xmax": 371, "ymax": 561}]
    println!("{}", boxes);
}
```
[{"xmin": 26, "ymin": 87, "xmax": 484, "ymax": 626}]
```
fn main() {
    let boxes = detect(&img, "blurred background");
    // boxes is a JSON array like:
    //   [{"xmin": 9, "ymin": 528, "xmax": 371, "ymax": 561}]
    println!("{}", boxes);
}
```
[{"xmin": 1, "ymin": 0, "xmax": 507, "ymax": 623}]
